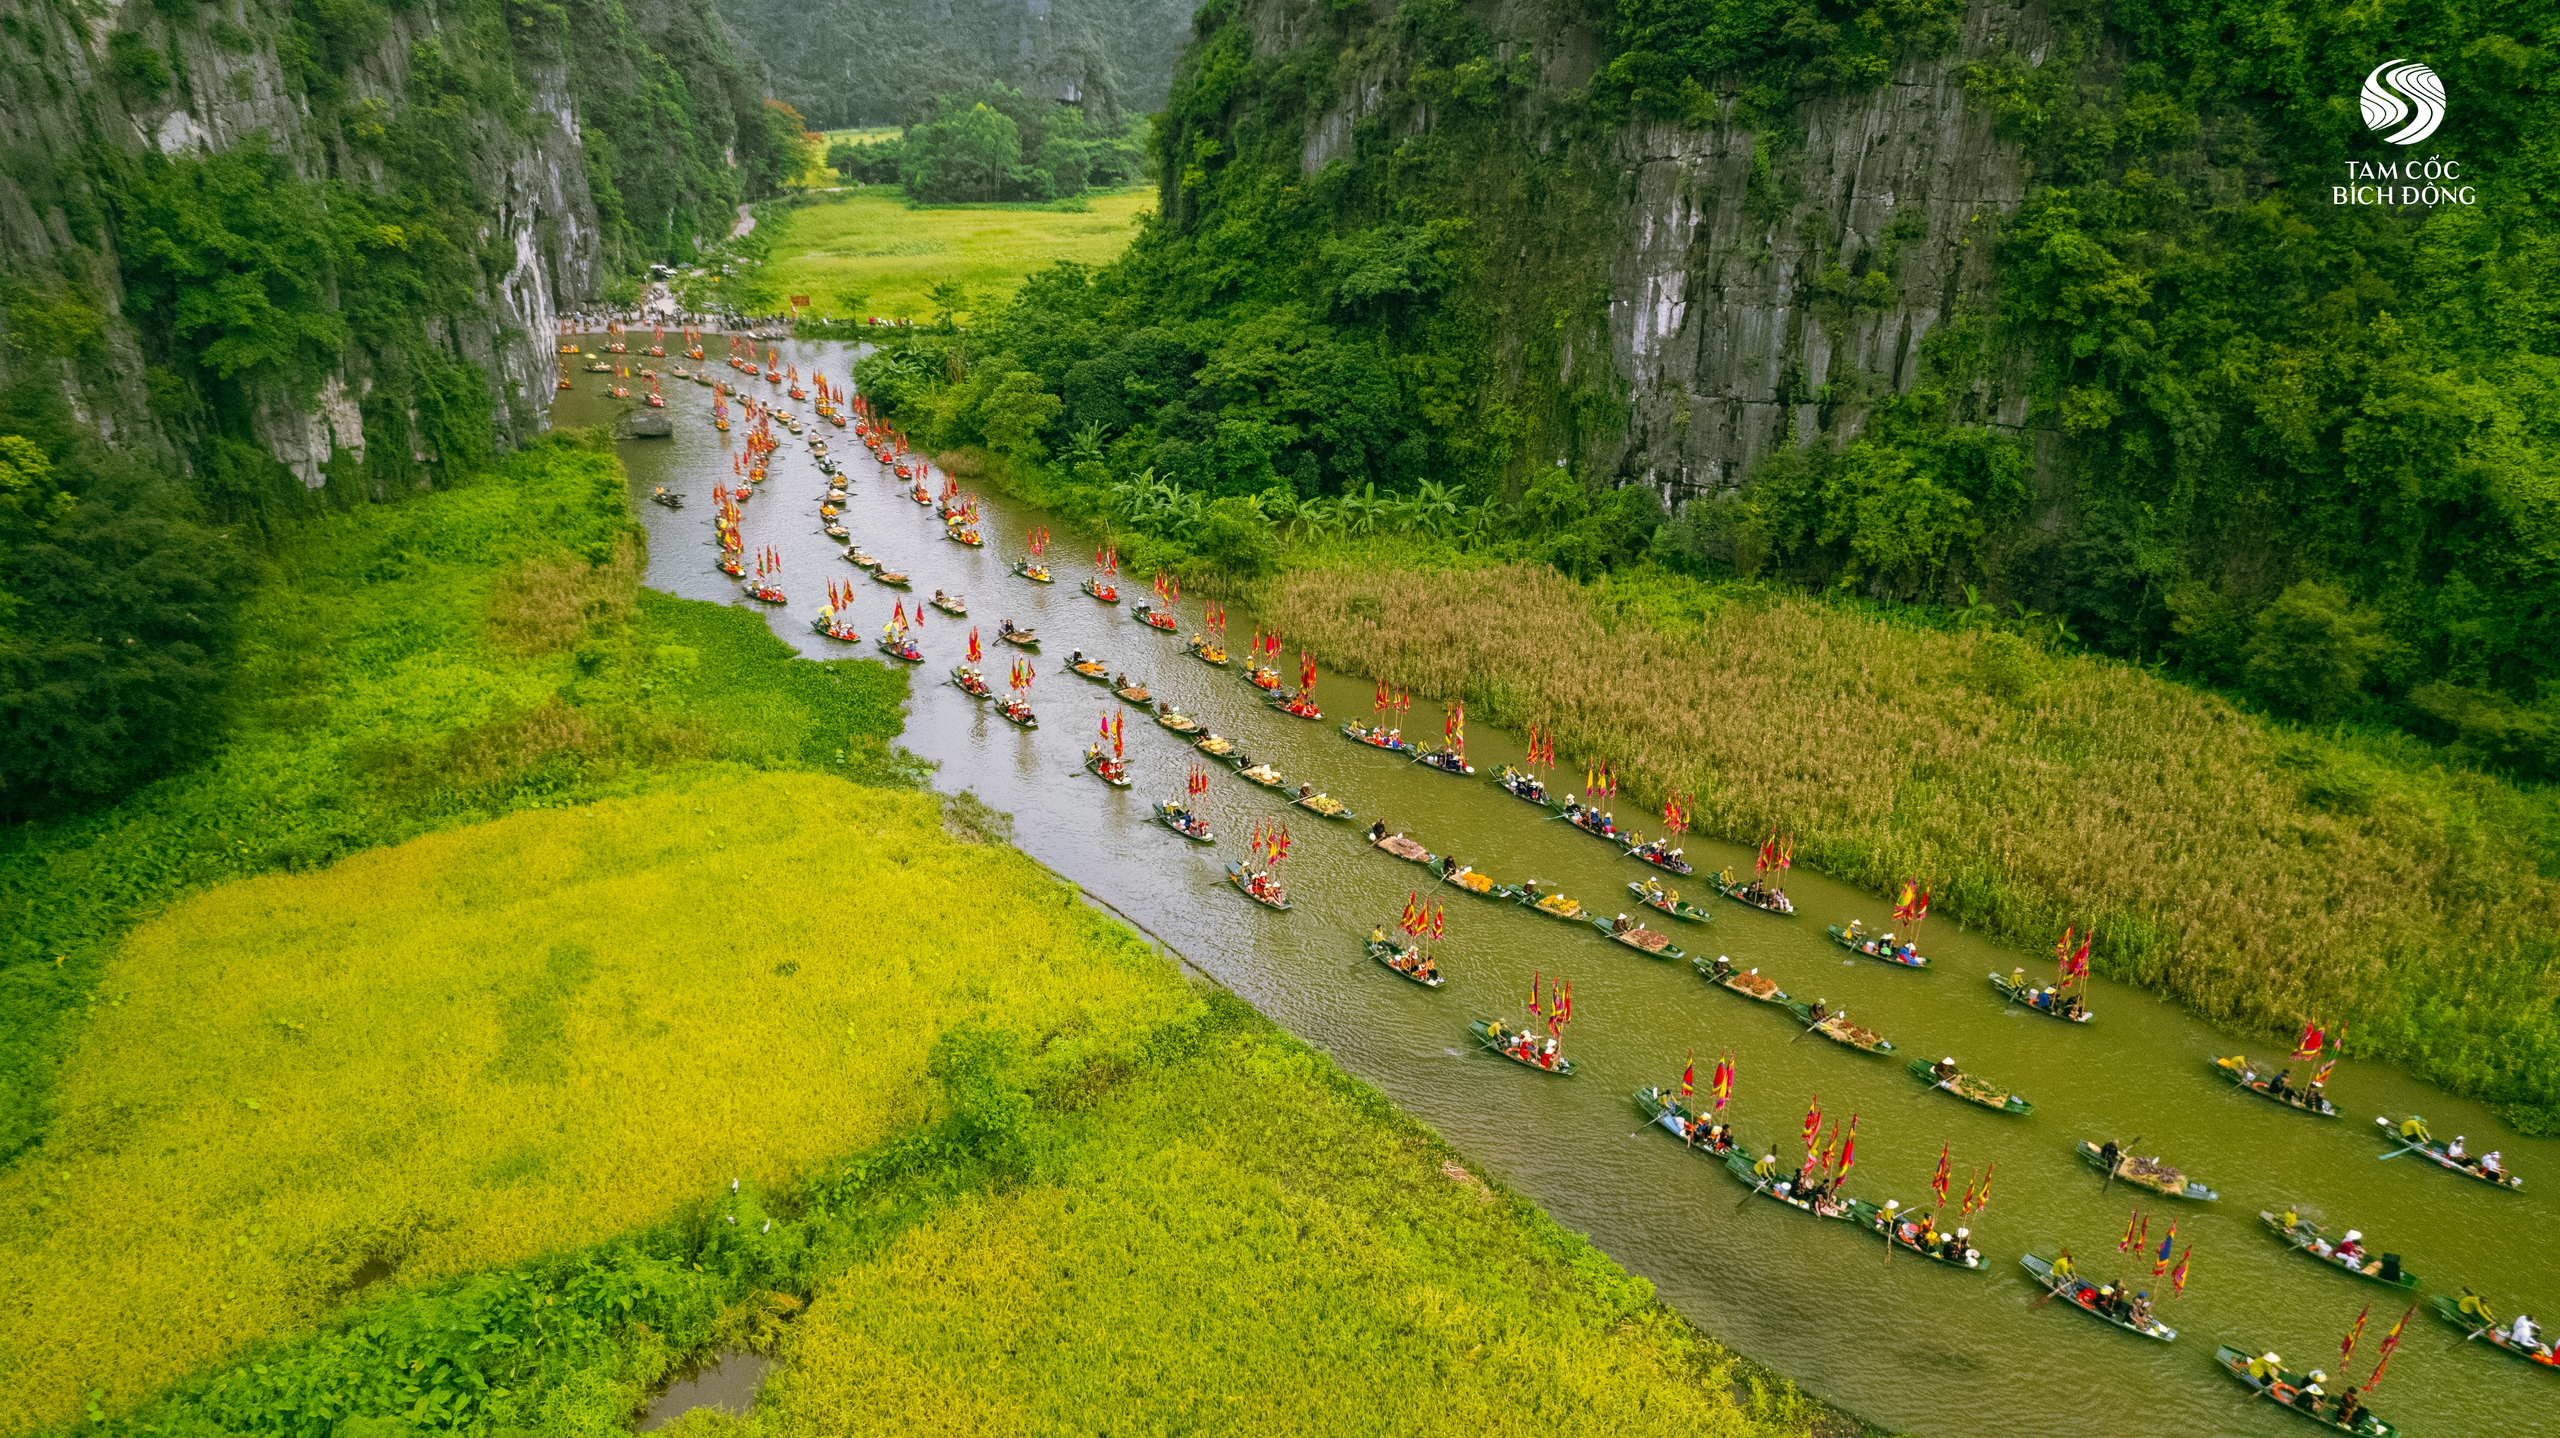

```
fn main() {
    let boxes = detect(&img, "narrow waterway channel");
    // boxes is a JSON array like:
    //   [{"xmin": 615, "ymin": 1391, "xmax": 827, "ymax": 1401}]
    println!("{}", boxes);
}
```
[{"xmin": 557, "ymin": 336, "xmax": 2555, "ymax": 1438}]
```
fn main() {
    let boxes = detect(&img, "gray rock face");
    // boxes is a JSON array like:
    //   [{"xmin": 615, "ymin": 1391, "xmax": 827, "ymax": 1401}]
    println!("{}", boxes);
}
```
[
  {"xmin": 1605, "ymin": 2, "xmax": 2051, "ymax": 502},
  {"xmin": 0, "ymin": 0, "xmax": 611, "ymax": 486}
]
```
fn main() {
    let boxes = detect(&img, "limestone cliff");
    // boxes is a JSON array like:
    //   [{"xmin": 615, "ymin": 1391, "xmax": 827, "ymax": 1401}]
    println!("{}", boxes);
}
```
[
  {"xmin": 1606, "ymin": 2, "xmax": 2050, "ymax": 500},
  {"xmin": 0, "ymin": 0, "xmax": 763, "ymax": 490}
]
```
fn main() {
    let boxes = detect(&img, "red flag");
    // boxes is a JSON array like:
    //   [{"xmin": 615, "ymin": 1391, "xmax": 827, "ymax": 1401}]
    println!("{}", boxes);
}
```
[
  {"xmin": 2054, "ymin": 926, "xmax": 2075, "ymax": 963},
  {"xmin": 1800, "ymin": 1096, "xmax": 1823, "ymax": 1155},
  {"xmin": 2311, "ymin": 1058, "xmax": 2337, "ymax": 1086},
  {"xmin": 2340, "ymin": 1304, "xmax": 2370, "ymax": 1366},
  {"xmin": 1680, "ymin": 1051, "xmax": 1695, "ymax": 1098},
  {"xmin": 1711, "ymin": 1051, "xmax": 1733, "ymax": 1111},
  {"xmin": 2292, "ymin": 1021, "xmax": 2325, "ymax": 1060},
  {"xmin": 1930, "ymin": 1144, "xmax": 1951, "ymax": 1207},
  {"xmin": 1528, "ymin": 971, "xmax": 1543, "ymax": 1017},
  {"xmin": 2361, "ymin": 1304, "xmax": 2415, "ymax": 1394},
  {"xmin": 2152, "ymin": 1222, "xmax": 2177, "ymax": 1277},
  {"xmin": 1836, "ymin": 1114, "xmax": 1859, "ymax": 1177},
  {"xmin": 2118, "ymin": 1207, "xmax": 2142, "ymax": 1253},
  {"xmin": 2169, "ymin": 1244, "xmax": 2192, "ymax": 1297}
]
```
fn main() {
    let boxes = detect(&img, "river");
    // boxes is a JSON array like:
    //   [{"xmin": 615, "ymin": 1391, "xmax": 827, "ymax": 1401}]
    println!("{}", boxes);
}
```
[{"xmin": 555, "ymin": 336, "xmax": 2555, "ymax": 1438}]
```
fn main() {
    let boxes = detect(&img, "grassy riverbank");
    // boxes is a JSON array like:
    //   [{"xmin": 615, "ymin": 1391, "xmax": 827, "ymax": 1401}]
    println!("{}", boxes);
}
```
[
  {"xmin": 0, "ymin": 431, "xmax": 913, "ymax": 1166},
  {"xmin": 1264, "ymin": 564, "xmax": 2560, "ymax": 1130},
  {"xmin": 724, "ymin": 185, "xmax": 1154, "ymax": 322}
]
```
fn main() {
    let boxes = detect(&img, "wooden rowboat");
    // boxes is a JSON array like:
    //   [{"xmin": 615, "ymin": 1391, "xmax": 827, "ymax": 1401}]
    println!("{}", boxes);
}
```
[
  {"xmin": 1719, "ymin": 1150, "xmax": 1860, "ymax": 1221},
  {"xmin": 1370, "ymin": 832, "xmax": 1435, "ymax": 865},
  {"xmin": 2429, "ymin": 1294, "xmax": 2559, "ymax": 1368},
  {"xmin": 1012, "ymin": 561, "xmax": 1054, "ymax": 583},
  {"xmin": 2260, "ymin": 1211, "xmax": 2418, "ymax": 1291},
  {"xmin": 1989, "ymin": 972, "xmax": 2091, "ymax": 1021},
  {"xmin": 872, "ymin": 569, "xmax": 911, "ymax": 588},
  {"xmin": 1289, "ymin": 790, "xmax": 1354, "ymax": 820},
  {"xmin": 846, "ymin": 546, "xmax": 879, "ymax": 569},
  {"xmin": 998, "ymin": 699, "xmax": 1038, "ymax": 729},
  {"xmin": 1707, "ymin": 872, "xmax": 1795, "ymax": 915},
  {"xmin": 2076, "ymin": 1141, "xmax": 2216, "ymax": 1200},
  {"xmin": 1845, "ymin": 1200, "xmax": 1985, "ymax": 1268},
  {"xmin": 1082, "ymin": 747, "xmax": 1132, "ymax": 789},
  {"xmin": 1081, "ymin": 577, "xmax": 1120, "ymax": 603},
  {"xmin": 1340, "ymin": 722, "xmax": 1415, "ymax": 755},
  {"xmin": 1628, "ymin": 881, "xmax": 1708, "ymax": 922},
  {"xmin": 1068, "ymin": 659, "xmax": 1113, "ymax": 683},
  {"xmin": 1500, "ymin": 885, "xmax": 1588, "ymax": 923},
  {"xmin": 1415, "ymin": 748, "xmax": 1473, "ymax": 776},
  {"xmin": 1777, "ymin": 999, "xmax": 1895, "ymax": 1054},
  {"xmin": 1130, "ymin": 601, "xmax": 1179, "ymax": 632},
  {"xmin": 1366, "ymin": 937, "xmax": 1443, "ymax": 988},
  {"xmin": 1469, "ymin": 1019, "xmax": 1573, "ymax": 1076},
  {"xmin": 1194, "ymin": 733, "xmax": 1240, "ymax": 759},
  {"xmin": 1631, "ymin": 1087, "xmax": 1742, "ymax": 1160},
  {"xmin": 1153, "ymin": 705, "xmax": 1201, "ymax": 734},
  {"xmin": 1227, "ymin": 860, "xmax": 1289, "ymax": 910},
  {"xmin": 1187, "ymin": 637, "xmax": 1229, "ymax": 666},
  {"xmin": 1236, "ymin": 763, "xmax": 1286, "ymax": 789},
  {"xmin": 1153, "ymin": 800, "xmax": 1216, "ymax": 844},
  {"xmin": 1590, "ymin": 917, "xmax": 1685, "ymax": 961},
  {"xmin": 1433, "ymin": 859, "xmax": 1502, "ymax": 899},
  {"xmin": 1267, "ymin": 691, "xmax": 1324, "ymax": 721},
  {"xmin": 1495, "ymin": 766, "xmax": 1551, "ymax": 808},
  {"xmin": 2022, "ymin": 1255, "xmax": 2177, "ymax": 1341},
  {"xmin": 1621, "ymin": 839, "xmax": 1690, "ymax": 874},
  {"xmin": 929, "ymin": 594, "xmax": 967, "ymax": 617},
  {"xmin": 2211, "ymin": 1056, "xmax": 2339, "ymax": 1116},
  {"xmin": 1559, "ymin": 803, "xmax": 1633, "ymax": 845},
  {"xmin": 2370, "ymin": 1117, "xmax": 2523, "ymax": 1190},
  {"xmin": 1695, "ymin": 958, "xmax": 1790, "ymax": 1006},
  {"xmin": 1113, "ymin": 683, "xmax": 1152, "ymax": 705},
  {"xmin": 2213, "ymin": 1346, "xmax": 2396, "ymax": 1435},
  {"xmin": 875, "ymin": 636, "xmax": 923, "ymax": 663},
  {"xmin": 1907, "ymin": 1059, "xmax": 2031, "ymax": 1114},
  {"xmin": 1827, "ymin": 925, "xmax": 1928, "ymax": 968},
  {"xmin": 947, "ymin": 666, "xmax": 993, "ymax": 700},
  {"xmin": 996, "ymin": 624, "xmax": 1038, "ymax": 650}
]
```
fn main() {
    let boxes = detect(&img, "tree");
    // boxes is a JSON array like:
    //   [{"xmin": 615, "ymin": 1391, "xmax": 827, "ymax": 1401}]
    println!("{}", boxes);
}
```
[
  {"xmin": 975, "ymin": 369, "xmax": 1062, "ymax": 463},
  {"xmin": 2241, "ymin": 580, "xmax": 2392, "ymax": 721},
  {"xmin": 1195, "ymin": 497, "xmax": 1282, "ymax": 577},
  {"xmin": 901, "ymin": 103, "xmax": 1022, "ymax": 203}
]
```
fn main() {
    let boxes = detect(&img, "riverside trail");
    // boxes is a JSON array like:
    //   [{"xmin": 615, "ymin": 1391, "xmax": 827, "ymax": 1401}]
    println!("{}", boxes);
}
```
[{"xmin": 558, "ymin": 337, "xmax": 2555, "ymax": 1438}]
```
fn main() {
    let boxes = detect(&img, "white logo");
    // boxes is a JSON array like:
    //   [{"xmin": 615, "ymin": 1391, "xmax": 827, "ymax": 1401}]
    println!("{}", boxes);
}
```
[{"xmin": 2360, "ymin": 60, "xmax": 2445, "ymax": 145}]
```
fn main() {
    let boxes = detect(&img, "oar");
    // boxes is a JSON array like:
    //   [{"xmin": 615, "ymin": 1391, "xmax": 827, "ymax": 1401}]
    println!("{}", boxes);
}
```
[
  {"xmin": 1790, "ymin": 1008, "xmax": 1841, "ymax": 1044},
  {"xmin": 2375, "ymin": 1139, "xmax": 2427, "ymax": 1161},
  {"xmin": 1733, "ymin": 1176, "xmax": 1771, "ymax": 1211}
]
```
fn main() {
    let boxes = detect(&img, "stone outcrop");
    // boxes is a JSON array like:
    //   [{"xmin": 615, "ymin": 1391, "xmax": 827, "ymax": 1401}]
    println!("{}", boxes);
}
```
[{"xmin": 1605, "ymin": 2, "xmax": 2050, "ymax": 501}]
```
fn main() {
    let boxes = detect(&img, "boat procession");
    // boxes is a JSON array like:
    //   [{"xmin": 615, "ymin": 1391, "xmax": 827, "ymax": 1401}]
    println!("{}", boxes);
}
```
[{"xmin": 575, "ymin": 325, "xmax": 2555, "ymax": 1437}]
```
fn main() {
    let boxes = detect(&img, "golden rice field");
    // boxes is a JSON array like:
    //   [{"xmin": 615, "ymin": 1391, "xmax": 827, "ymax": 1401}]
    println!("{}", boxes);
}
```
[
  {"xmin": 738, "ymin": 1014, "xmax": 1825, "ymax": 1438},
  {"xmin": 0, "ymin": 771, "xmax": 1195, "ymax": 1429},
  {"xmin": 744, "ymin": 186, "xmax": 1154, "ymax": 323},
  {"xmin": 1265, "ymin": 565, "xmax": 2560, "ymax": 1121}
]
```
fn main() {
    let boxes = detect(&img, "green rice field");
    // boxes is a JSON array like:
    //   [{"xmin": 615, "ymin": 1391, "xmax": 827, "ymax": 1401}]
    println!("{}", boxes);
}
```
[
  {"xmin": 0, "ymin": 772, "xmax": 1196, "ymax": 1426},
  {"xmin": 743, "ymin": 186, "xmax": 1154, "ymax": 323}
]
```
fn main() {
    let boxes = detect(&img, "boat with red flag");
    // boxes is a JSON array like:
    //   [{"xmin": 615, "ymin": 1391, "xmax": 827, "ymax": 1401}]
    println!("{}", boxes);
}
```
[
  {"xmin": 1189, "ymin": 603, "xmax": 1231, "ymax": 665},
  {"xmin": 1084, "ymin": 544, "xmax": 1121, "ymax": 602},
  {"xmin": 1368, "ymin": 891, "xmax": 1446, "ymax": 987},
  {"xmin": 1229, "ymin": 821, "xmax": 1293, "ymax": 909},
  {"xmin": 998, "ymin": 659, "xmax": 1038, "ymax": 728},
  {"xmin": 1084, "ymin": 711, "xmax": 1133, "ymax": 787},
  {"xmin": 1473, "ymin": 974, "xmax": 1574, "ymax": 1075}
]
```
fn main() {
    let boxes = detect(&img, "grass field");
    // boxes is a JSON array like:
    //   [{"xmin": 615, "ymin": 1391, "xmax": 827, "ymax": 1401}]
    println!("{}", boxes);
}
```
[
  {"xmin": 0, "ymin": 432, "xmax": 911, "ymax": 1168},
  {"xmin": 1267, "ymin": 563, "xmax": 2560, "ymax": 1127},
  {"xmin": 752, "ymin": 1014, "xmax": 1830, "ymax": 1438},
  {"xmin": 0, "ymin": 772, "xmax": 1199, "ymax": 1428},
  {"xmin": 742, "ymin": 186, "xmax": 1154, "ymax": 323}
]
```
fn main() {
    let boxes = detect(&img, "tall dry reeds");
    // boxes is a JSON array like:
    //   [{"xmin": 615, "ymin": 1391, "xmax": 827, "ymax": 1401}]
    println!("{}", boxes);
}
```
[{"xmin": 1268, "ymin": 565, "xmax": 2560, "ymax": 1121}]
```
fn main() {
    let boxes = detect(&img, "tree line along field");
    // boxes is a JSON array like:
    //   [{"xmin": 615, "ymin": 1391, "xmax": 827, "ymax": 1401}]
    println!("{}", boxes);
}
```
[
  {"xmin": 727, "ymin": 186, "xmax": 1154, "ymax": 324},
  {"xmin": 0, "ymin": 438, "xmax": 1848, "ymax": 1438},
  {"xmin": 1264, "ymin": 564, "xmax": 2560, "ymax": 1129}
]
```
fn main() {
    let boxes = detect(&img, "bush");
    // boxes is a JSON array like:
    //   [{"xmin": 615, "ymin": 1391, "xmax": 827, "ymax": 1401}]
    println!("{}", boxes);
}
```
[{"xmin": 2241, "ymin": 580, "xmax": 2391, "ymax": 722}]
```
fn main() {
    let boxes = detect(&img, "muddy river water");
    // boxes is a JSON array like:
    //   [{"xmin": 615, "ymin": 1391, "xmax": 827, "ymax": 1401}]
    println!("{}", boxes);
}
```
[{"xmin": 557, "ymin": 337, "xmax": 2553, "ymax": 1437}]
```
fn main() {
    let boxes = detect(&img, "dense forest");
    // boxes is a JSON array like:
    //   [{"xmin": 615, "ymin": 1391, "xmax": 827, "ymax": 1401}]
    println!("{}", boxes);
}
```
[
  {"xmin": 718, "ymin": 0, "xmax": 1197, "ymax": 128},
  {"xmin": 856, "ymin": 0, "xmax": 2558, "ymax": 777},
  {"xmin": 829, "ymin": 85, "xmax": 1153, "ymax": 201}
]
